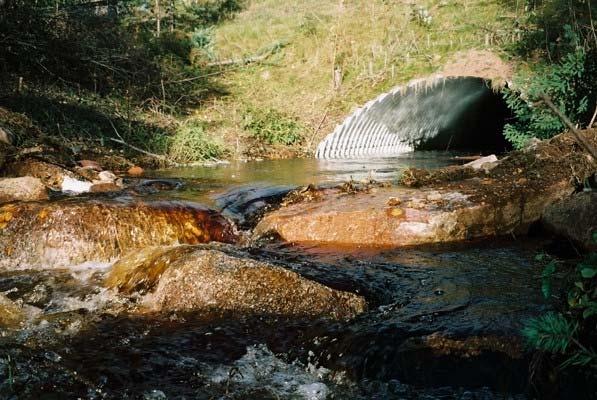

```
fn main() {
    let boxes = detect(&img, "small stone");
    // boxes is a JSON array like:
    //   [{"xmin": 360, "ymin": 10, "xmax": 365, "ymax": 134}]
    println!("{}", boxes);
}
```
[
  {"xmin": 61, "ymin": 176, "xmax": 92, "ymax": 194},
  {"xmin": 78, "ymin": 160, "xmax": 102, "ymax": 171},
  {"xmin": 128, "ymin": 166, "xmax": 144, "ymax": 176},
  {"xmin": 0, "ymin": 177, "xmax": 49, "ymax": 204},
  {"xmin": 464, "ymin": 154, "xmax": 498, "ymax": 170},
  {"xmin": 98, "ymin": 170, "xmax": 117, "ymax": 182},
  {"xmin": 90, "ymin": 182, "xmax": 122, "ymax": 193}
]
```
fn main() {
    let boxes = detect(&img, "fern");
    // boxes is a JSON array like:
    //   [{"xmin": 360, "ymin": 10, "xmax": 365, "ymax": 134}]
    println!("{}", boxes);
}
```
[{"xmin": 523, "ymin": 312, "xmax": 577, "ymax": 353}]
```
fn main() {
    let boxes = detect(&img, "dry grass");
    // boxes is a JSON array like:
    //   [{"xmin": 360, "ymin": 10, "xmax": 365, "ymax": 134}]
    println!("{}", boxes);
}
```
[{"xmin": 196, "ymin": 0, "xmax": 521, "ymax": 155}]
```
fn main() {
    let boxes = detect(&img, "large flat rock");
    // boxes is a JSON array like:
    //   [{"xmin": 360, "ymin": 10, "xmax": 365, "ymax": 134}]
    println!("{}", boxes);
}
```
[
  {"xmin": 106, "ymin": 244, "xmax": 367, "ymax": 319},
  {"xmin": 0, "ymin": 199, "xmax": 237, "ymax": 268},
  {"xmin": 255, "ymin": 131, "xmax": 597, "ymax": 247}
]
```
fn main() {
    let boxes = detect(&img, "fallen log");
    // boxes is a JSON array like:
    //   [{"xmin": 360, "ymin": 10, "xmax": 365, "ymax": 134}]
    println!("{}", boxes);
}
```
[{"xmin": 254, "ymin": 130, "xmax": 597, "ymax": 248}]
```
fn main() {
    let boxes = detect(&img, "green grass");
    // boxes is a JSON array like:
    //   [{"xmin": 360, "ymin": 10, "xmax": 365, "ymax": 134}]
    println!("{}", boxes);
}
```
[{"xmin": 197, "ymin": 0, "xmax": 522, "ymax": 153}]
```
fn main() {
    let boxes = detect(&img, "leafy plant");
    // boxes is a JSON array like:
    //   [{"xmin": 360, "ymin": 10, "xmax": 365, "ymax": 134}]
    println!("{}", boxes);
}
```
[
  {"xmin": 242, "ymin": 108, "xmax": 304, "ymax": 146},
  {"xmin": 503, "ymin": 35, "xmax": 592, "ymax": 148},
  {"xmin": 523, "ymin": 233, "xmax": 597, "ymax": 371}
]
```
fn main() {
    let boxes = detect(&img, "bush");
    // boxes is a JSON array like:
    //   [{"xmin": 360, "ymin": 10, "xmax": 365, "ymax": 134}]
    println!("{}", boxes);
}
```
[
  {"xmin": 242, "ymin": 108, "xmax": 304, "ymax": 146},
  {"xmin": 523, "ymin": 239, "xmax": 597, "ymax": 372},
  {"xmin": 503, "ymin": 40, "xmax": 593, "ymax": 148},
  {"xmin": 502, "ymin": 0, "xmax": 597, "ymax": 148},
  {"xmin": 167, "ymin": 121, "xmax": 228, "ymax": 162}
]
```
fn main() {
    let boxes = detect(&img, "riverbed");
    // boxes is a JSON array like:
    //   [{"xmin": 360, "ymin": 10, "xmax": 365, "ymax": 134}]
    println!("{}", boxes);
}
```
[{"xmin": 0, "ymin": 154, "xmax": 549, "ymax": 399}]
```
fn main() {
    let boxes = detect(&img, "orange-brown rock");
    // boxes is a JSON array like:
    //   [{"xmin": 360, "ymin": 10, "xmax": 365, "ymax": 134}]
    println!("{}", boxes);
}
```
[
  {"xmin": 127, "ymin": 166, "xmax": 144, "ymax": 176},
  {"xmin": 255, "ymin": 131, "xmax": 597, "ymax": 247},
  {"xmin": 106, "ymin": 245, "xmax": 366, "ymax": 319},
  {"xmin": 0, "ymin": 199, "xmax": 237, "ymax": 268},
  {"xmin": 90, "ymin": 182, "xmax": 122, "ymax": 193},
  {"xmin": 0, "ymin": 177, "xmax": 48, "ymax": 204},
  {"xmin": 0, "ymin": 293, "xmax": 23, "ymax": 327}
]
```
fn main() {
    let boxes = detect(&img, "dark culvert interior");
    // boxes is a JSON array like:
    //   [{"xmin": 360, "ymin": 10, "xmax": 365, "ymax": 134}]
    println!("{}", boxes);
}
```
[{"xmin": 415, "ymin": 77, "xmax": 513, "ymax": 153}]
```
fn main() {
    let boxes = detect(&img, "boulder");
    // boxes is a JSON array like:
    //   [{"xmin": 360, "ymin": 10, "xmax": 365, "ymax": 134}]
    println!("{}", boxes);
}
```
[
  {"xmin": 106, "ymin": 245, "xmax": 366, "ymax": 319},
  {"xmin": 541, "ymin": 191, "xmax": 597, "ymax": 251},
  {"xmin": 0, "ymin": 177, "xmax": 48, "ymax": 204},
  {"xmin": 255, "ymin": 131, "xmax": 597, "ymax": 247},
  {"xmin": 0, "ymin": 199, "xmax": 237, "ymax": 268}
]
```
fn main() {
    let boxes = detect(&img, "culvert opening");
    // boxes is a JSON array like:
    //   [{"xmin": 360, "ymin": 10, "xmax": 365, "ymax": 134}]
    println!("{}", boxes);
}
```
[{"xmin": 316, "ymin": 76, "xmax": 512, "ymax": 159}]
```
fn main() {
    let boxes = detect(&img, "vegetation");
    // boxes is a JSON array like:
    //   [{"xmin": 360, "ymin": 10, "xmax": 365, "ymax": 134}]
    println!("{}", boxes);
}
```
[
  {"xmin": 524, "ymin": 239, "xmax": 597, "ymax": 381},
  {"xmin": 502, "ymin": 0, "xmax": 597, "ymax": 148},
  {"xmin": 242, "ymin": 107, "xmax": 303, "ymax": 146},
  {"xmin": 198, "ymin": 0, "xmax": 521, "ymax": 153},
  {"xmin": 0, "ymin": 0, "xmax": 244, "ymax": 162}
]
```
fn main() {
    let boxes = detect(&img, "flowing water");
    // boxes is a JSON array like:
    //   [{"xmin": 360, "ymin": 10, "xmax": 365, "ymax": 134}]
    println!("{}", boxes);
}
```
[{"xmin": 0, "ymin": 154, "xmax": 551, "ymax": 399}]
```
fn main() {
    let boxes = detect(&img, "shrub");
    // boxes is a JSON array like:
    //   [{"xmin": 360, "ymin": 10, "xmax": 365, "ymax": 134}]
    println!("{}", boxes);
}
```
[
  {"xmin": 524, "ymin": 238, "xmax": 597, "ymax": 372},
  {"xmin": 503, "ymin": 43, "xmax": 590, "ymax": 148},
  {"xmin": 167, "ymin": 121, "xmax": 227, "ymax": 162},
  {"xmin": 242, "ymin": 108, "xmax": 304, "ymax": 146}
]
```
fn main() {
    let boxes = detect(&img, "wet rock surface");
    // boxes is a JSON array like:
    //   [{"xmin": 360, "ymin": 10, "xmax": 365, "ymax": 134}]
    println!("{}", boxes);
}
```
[
  {"xmin": 0, "ymin": 238, "xmax": 555, "ymax": 399},
  {"xmin": 0, "ymin": 176, "xmax": 48, "ymax": 204},
  {"xmin": 255, "ymin": 131, "xmax": 597, "ymax": 247},
  {"xmin": 106, "ymin": 244, "xmax": 367, "ymax": 319},
  {"xmin": 541, "ymin": 191, "xmax": 597, "ymax": 251},
  {"xmin": 0, "ymin": 198, "xmax": 237, "ymax": 268}
]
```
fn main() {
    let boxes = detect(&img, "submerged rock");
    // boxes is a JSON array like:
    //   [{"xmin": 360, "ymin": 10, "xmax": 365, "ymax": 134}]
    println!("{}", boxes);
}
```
[
  {"xmin": 106, "ymin": 244, "xmax": 366, "ymax": 319},
  {"xmin": 0, "ymin": 293, "xmax": 23, "ymax": 327},
  {"xmin": 0, "ymin": 199, "xmax": 237, "ymax": 268},
  {"xmin": 0, "ymin": 177, "xmax": 48, "ymax": 204},
  {"xmin": 255, "ymin": 131, "xmax": 597, "ymax": 247},
  {"xmin": 542, "ymin": 191, "xmax": 597, "ymax": 251}
]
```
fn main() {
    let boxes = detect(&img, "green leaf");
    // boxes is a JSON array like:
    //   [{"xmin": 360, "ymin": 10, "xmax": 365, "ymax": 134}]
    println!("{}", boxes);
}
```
[
  {"xmin": 592, "ymin": 231, "xmax": 597, "ymax": 244},
  {"xmin": 580, "ymin": 268, "xmax": 596, "ymax": 279},
  {"xmin": 542, "ymin": 260, "xmax": 557, "ymax": 277},
  {"xmin": 574, "ymin": 281, "xmax": 584, "ymax": 290},
  {"xmin": 542, "ymin": 278, "xmax": 552, "ymax": 298},
  {"xmin": 582, "ymin": 307, "xmax": 597, "ymax": 319}
]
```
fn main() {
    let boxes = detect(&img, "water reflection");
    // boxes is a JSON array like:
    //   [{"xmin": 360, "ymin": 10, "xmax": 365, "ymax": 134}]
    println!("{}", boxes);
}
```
[{"xmin": 154, "ymin": 151, "xmax": 465, "ymax": 187}]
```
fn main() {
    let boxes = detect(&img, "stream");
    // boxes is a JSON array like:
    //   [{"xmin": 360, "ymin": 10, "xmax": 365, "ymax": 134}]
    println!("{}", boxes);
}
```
[{"xmin": 0, "ymin": 153, "xmax": 550, "ymax": 399}]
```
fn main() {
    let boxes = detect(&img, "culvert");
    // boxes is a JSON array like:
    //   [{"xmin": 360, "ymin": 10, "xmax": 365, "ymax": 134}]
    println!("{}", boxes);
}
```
[{"xmin": 315, "ymin": 76, "xmax": 512, "ymax": 159}]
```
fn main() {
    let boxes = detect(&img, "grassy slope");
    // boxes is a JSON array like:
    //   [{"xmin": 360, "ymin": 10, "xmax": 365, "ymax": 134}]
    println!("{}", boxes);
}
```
[{"xmin": 198, "ymin": 0, "xmax": 522, "ymax": 156}]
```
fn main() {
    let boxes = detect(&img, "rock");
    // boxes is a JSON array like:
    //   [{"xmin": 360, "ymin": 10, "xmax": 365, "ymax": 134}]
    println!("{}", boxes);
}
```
[
  {"xmin": 541, "ymin": 192, "xmax": 597, "ymax": 251},
  {"xmin": 255, "ymin": 131, "xmax": 597, "ymax": 247},
  {"xmin": 0, "ymin": 293, "xmax": 23, "ymax": 327},
  {"xmin": 90, "ymin": 182, "xmax": 123, "ymax": 193},
  {"xmin": 5, "ymin": 158, "xmax": 89, "ymax": 190},
  {"xmin": 78, "ymin": 160, "xmax": 102, "ymax": 170},
  {"xmin": 106, "ymin": 245, "xmax": 366, "ymax": 319},
  {"xmin": 0, "ymin": 199, "xmax": 237, "ymax": 268},
  {"xmin": 0, "ymin": 126, "xmax": 14, "ymax": 145},
  {"xmin": 0, "ymin": 177, "xmax": 49, "ymax": 204},
  {"xmin": 61, "ymin": 176, "xmax": 93, "ymax": 194},
  {"xmin": 128, "ymin": 166, "xmax": 144, "ymax": 176},
  {"xmin": 464, "ymin": 154, "xmax": 498, "ymax": 170},
  {"xmin": 97, "ymin": 170, "xmax": 118, "ymax": 182}
]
